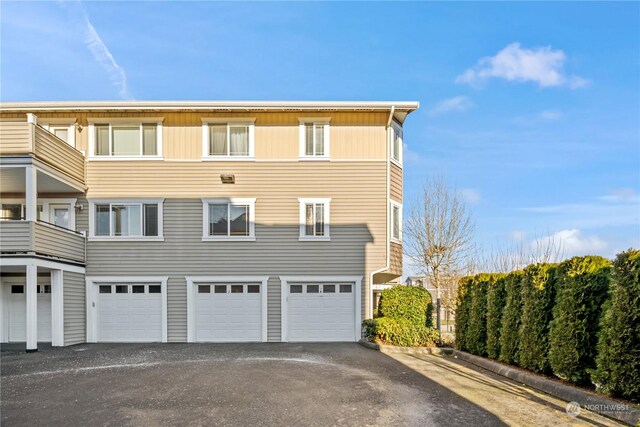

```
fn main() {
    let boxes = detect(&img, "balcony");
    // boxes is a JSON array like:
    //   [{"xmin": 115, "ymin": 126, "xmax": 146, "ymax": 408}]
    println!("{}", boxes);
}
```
[
  {"xmin": 0, "ymin": 120, "xmax": 85, "ymax": 185},
  {"xmin": 0, "ymin": 220, "xmax": 86, "ymax": 264}
]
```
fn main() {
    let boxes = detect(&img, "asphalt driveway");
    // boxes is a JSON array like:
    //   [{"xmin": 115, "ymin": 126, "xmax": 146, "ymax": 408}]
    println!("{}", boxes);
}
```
[{"xmin": 0, "ymin": 343, "xmax": 621, "ymax": 426}]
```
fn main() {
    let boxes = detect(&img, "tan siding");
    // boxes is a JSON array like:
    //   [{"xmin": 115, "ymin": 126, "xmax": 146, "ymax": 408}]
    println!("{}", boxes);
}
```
[
  {"xmin": 33, "ymin": 125, "xmax": 85, "ymax": 183},
  {"xmin": 389, "ymin": 242, "xmax": 403, "ymax": 276},
  {"xmin": 390, "ymin": 162, "xmax": 403, "ymax": 202},
  {"xmin": 2, "ymin": 111, "xmax": 388, "ymax": 160},
  {"xmin": 64, "ymin": 271, "xmax": 86, "ymax": 346},
  {"xmin": 0, "ymin": 121, "xmax": 32, "ymax": 153}
]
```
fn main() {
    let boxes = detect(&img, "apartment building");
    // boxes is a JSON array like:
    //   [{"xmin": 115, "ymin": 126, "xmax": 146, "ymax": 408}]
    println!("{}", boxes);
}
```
[{"xmin": 0, "ymin": 101, "xmax": 417, "ymax": 351}]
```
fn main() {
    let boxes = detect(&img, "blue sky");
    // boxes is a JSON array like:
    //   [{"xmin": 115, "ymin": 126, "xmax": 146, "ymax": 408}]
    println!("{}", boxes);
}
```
[{"xmin": 2, "ymin": 1, "xmax": 639, "ymax": 263}]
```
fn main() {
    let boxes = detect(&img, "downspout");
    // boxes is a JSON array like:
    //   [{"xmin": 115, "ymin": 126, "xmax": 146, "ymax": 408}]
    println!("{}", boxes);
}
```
[{"xmin": 369, "ymin": 105, "xmax": 395, "ymax": 319}]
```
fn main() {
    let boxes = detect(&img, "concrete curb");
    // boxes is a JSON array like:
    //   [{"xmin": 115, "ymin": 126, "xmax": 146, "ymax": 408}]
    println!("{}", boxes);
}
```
[
  {"xmin": 357, "ymin": 340, "xmax": 454, "ymax": 356},
  {"xmin": 449, "ymin": 350, "xmax": 640, "ymax": 426},
  {"xmin": 358, "ymin": 340, "xmax": 639, "ymax": 426}
]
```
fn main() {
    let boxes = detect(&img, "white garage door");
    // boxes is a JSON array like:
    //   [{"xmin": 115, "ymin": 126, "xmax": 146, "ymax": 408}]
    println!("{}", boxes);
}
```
[
  {"xmin": 97, "ymin": 284, "xmax": 162, "ymax": 342},
  {"xmin": 287, "ymin": 282, "xmax": 355, "ymax": 342},
  {"xmin": 195, "ymin": 283, "xmax": 262, "ymax": 342},
  {"xmin": 7, "ymin": 284, "xmax": 52, "ymax": 342}
]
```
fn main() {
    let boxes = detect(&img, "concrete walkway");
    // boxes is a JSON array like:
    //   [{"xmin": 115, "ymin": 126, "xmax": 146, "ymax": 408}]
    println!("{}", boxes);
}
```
[{"xmin": 388, "ymin": 351, "xmax": 622, "ymax": 426}]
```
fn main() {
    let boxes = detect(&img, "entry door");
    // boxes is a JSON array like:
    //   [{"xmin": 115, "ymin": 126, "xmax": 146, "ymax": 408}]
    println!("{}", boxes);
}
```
[
  {"xmin": 49, "ymin": 204, "xmax": 70, "ymax": 229},
  {"xmin": 7, "ymin": 284, "xmax": 52, "ymax": 342}
]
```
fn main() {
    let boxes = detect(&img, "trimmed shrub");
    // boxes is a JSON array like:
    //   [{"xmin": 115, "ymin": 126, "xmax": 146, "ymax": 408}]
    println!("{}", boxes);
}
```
[
  {"xmin": 362, "ymin": 318, "xmax": 439, "ymax": 347},
  {"xmin": 592, "ymin": 249, "xmax": 640, "ymax": 401},
  {"xmin": 379, "ymin": 285, "xmax": 433, "ymax": 327},
  {"xmin": 455, "ymin": 277, "xmax": 474, "ymax": 351},
  {"xmin": 467, "ymin": 274, "xmax": 499, "ymax": 356},
  {"xmin": 548, "ymin": 256, "xmax": 612, "ymax": 385},
  {"xmin": 519, "ymin": 263, "xmax": 557, "ymax": 373},
  {"xmin": 499, "ymin": 271, "xmax": 524, "ymax": 365},
  {"xmin": 486, "ymin": 275, "xmax": 508, "ymax": 359}
]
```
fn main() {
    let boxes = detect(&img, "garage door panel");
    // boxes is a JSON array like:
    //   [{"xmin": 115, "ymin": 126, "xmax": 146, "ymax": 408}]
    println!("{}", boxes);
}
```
[
  {"xmin": 195, "ymin": 283, "xmax": 263, "ymax": 342},
  {"xmin": 97, "ymin": 285, "xmax": 162, "ymax": 343},
  {"xmin": 287, "ymin": 282, "xmax": 356, "ymax": 342}
]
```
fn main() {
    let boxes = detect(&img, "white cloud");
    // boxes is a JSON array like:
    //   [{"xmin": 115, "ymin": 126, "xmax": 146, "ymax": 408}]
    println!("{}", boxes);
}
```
[
  {"xmin": 598, "ymin": 188, "xmax": 639, "ymax": 203},
  {"xmin": 456, "ymin": 43, "xmax": 588, "ymax": 89},
  {"xmin": 537, "ymin": 110, "xmax": 562, "ymax": 121},
  {"xmin": 428, "ymin": 96, "xmax": 473, "ymax": 116},
  {"xmin": 533, "ymin": 229, "xmax": 607, "ymax": 258},
  {"xmin": 403, "ymin": 143, "xmax": 423, "ymax": 164},
  {"xmin": 460, "ymin": 188, "xmax": 481, "ymax": 204},
  {"xmin": 62, "ymin": 1, "xmax": 132, "ymax": 99},
  {"xmin": 513, "ymin": 109, "xmax": 563, "ymax": 125},
  {"xmin": 509, "ymin": 230, "xmax": 527, "ymax": 241}
]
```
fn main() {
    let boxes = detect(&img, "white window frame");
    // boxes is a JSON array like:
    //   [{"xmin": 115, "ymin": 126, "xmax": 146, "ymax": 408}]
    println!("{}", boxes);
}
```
[
  {"xmin": 87, "ymin": 117, "xmax": 164, "ymax": 160},
  {"xmin": 88, "ymin": 198, "xmax": 164, "ymax": 241},
  {"xmin": 390, "ymin": 200, "xmax": 402, "ymax": 243},
  {"xmin": 389, "ymin": 121, "xmax": 403, "ymax": 166},
  {"xmin": 298, "ymin": 198, "xmax": 331, "ymax": 241},
  {"xmin": 39, "ymin": 119, "xmax": 77, "ymax": 148},
  {"xmin": 298, "ymin": 117, "xmax": 330, "ymax": 160},
  {"xmin": 201, "ymin": 198, "xmax": 256, "ymax": 241},
  {"xmin": 201, "ymin": 118, "xmax": 256, "ymax": 161}
]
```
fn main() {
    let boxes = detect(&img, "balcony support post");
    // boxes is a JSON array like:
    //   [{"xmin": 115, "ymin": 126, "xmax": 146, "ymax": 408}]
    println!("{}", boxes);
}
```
[
  {"xmin": 26, "ymin": 263, "xmax": 38, "ymax": 352},
  {"xmin": 51, "ymin": 270, "xmax": 64, "ymax": 347},
  {"xmin": 25, "ymin": 165, "xmax": 37, "ymax": 221}
]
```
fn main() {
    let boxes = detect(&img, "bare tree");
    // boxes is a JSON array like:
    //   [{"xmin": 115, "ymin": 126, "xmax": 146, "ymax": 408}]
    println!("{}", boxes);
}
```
[
  {"xmin": 484, "ymin": 230, "xmax": 566, "ymax": 273},
  {"xmin": 404, "ymin": 177, "xmax": 475, "ymax": 332}
]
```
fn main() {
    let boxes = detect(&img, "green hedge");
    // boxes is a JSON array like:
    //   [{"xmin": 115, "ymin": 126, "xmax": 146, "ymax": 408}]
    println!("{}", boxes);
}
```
[
  {"xmin": 592, "ymin": 249, "xmax": 640, "ymax": 401},
  {"xmin": 455, "ymin": 277, "xmax": 474, "ymax": 352},
  {"xmin": 486, "ymin": 275, "xmax": 507, "ymax": 359},
  {"xmin": 467, "ymin": 274, "xmax": 501, "ymax": 356},
  {"xmin": 362, "ymin": 318, "xmax": 439, "ymax": 347},
  {"xmin": 498, "ymin": 271, "xmax": 524, "ymax": 365},
  {"xmin": 548, "ymin": 256, "xmax": 611, "ymax": 385},
  {"xmin": 519, "ymin": 263, "xmax": 557, "ymax": 373},
  {"xmin": 379, "ymin": 285, "xmax": 433, "ymax": 327}
]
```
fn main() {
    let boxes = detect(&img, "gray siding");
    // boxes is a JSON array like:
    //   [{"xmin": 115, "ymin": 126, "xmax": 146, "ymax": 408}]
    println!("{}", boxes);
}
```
[
  {"xmin": 78, "ymin": 198, "xmax": 372, "ymax": 342},
  {"xmin": 63, "ymin": 271, "xmax": 85, "ymax": 346}
]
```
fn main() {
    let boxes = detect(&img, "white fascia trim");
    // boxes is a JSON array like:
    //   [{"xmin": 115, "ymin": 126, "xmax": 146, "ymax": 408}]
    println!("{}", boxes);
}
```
[
  {"xmin": 390, "ymin": 199, "xmax": 403, "ymax": 243},
  {"xmin": 88, "ymin": 198, "xmax": 165, "ymax": 240},
  {"xmin": 201, "ymin": 118, "xmax": 256, "ymax": 160},
  {"xmin": 87, "ymin": 117, "xmax": 163, "ymax": 159},
  {"xmin": 201, "ymin": 198, "xmax": 256, "ymax": 240},
  {"xmin": 279, "ymin": 275, "xmax": 362, "ymax": 343},
  {"xmin": 185, "ymin": 275, "xmax": 269, "ymax": 343},
  {"xmin": 298, "ymin": 198, "xmax": 331, "ymax": 241},
  {"xmin": 85, "ymin": 276, "xmax": 169, "ymax": 343},
  {"xmin": 298, "ymin": 118, "xmax": 330, "ymax": 160},
  {"xmin": 0, "ymin": 257, "xmax": 86, "ymax": 274}
]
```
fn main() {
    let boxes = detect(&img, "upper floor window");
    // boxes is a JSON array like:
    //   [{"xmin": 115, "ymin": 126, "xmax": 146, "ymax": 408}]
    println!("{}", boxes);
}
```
[
  {"xmin": 89, "ymin": 199, "xmax": 164, "ymax": 240},
  {"xmin": 202, "ymin": 119, "xmax": 255, "ymax": 160},
  {"xmin": 390, "ymin": 122, "xmax": 403, "ymax": 165},
  {"xmin": 299, "ymin": 118, "xmax": 330, "ymax": 160},
  {"xmin": 88, "ymin": 118, "xmax": 163, "ymax": 159},
  {"xmin": 391, "ymin": 201, "xmax": 402, "ymax": 242},
  {"xmin": 202, "ymin": 198, "xmax": 256, "ymax": 241},
  {"xmin": 298, "ymin": 198, "xmax": 331, "ymax": 241}
]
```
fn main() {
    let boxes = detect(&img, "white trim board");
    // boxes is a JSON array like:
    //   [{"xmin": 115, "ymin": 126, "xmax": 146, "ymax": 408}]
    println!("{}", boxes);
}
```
[
  {"xmin": 85, "ymin": 276, "xmax": 168, "ymax": 343},
  {"xmin": 279, "ymin": 275, "xmax": 362, "ymax": 342},
  {"xmin": 185, "ymin": 275, "xmax": 269, "ymax": 343}
]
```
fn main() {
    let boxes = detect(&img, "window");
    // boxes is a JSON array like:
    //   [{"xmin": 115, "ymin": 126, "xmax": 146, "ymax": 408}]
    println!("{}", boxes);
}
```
[
  {"xmin": 36, "ymin": 285, "xmax": 51, "ymax": 294},
  {"xmin": 299, "ymin": 118, "xmax": 330, "ymax": 159},
  {"xmin": 11, "ymin": 285, "xmax": 24, "ymax": 294},
  {"xmin": 340, "ymin": 284, "xmax": 353, "ymax": 293},
  {"xmin": 323, "ymin": 284, "xmax": 335, "ymax": 293},
  {"xmin": 202, "ymin": 119, "xmax": 255, "ymax": 159},
  {"xmin": 202, "ymin": 198, "xmax": 255, "ymax": 241},
  {"xmin": 231, "ymin": 285, "xmax": 244, "ymax": 293},
  {"xmin": 214, "ymin": 285, "xmax": 227, "ymax": 293},
  {"xmin": 0, "ymin": 204, "xmax": 44, "ymax": 221},
  {"xmin": 198, "ymin": 285, "xmax": 210, "ymax": 294},
  {"xmin": 298, "ymin": 198, "xmax": 330, "ymax": 241},
  {"xmin": 90, "ymin": 200, "xmax": 163, "ymax": 240},
  {"xmin": 115, "ymin": 285, "xmax": 128, "ymax": 293},
  {"xmin": 247, "ymin": 285, "xmax": 260, "ymax": 293},
  {"xmin": 99, "ymin": 285, "xmax": 112, "ymax": 294},
  {"xmin": 41, "ymin": 121, "xmax": 76, "ymax": 147},
  {"xmin": 89, "ymin": 119, "xmax": 163, "ymax": 158},
  {"xmin": 307, "ymin": 284, "xmax": 319, "ymax": 293},
  {"xmin": 149, "ymin": 285, "xmax": 162, "ymax": 294},
  {"xmin": 50, "ymin": 126, "xmax": 69, "ymax": 143},
  {"xmin": 391, "ymin": 201, "xmax": 402, "ymax": 242},
  {"xmin": 390, "ymin": 122, "xmax": 403, "ymax": 164},
  {"xmin": 290, "ymin": 285, "xmax": 303, "ymax": 293}
]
